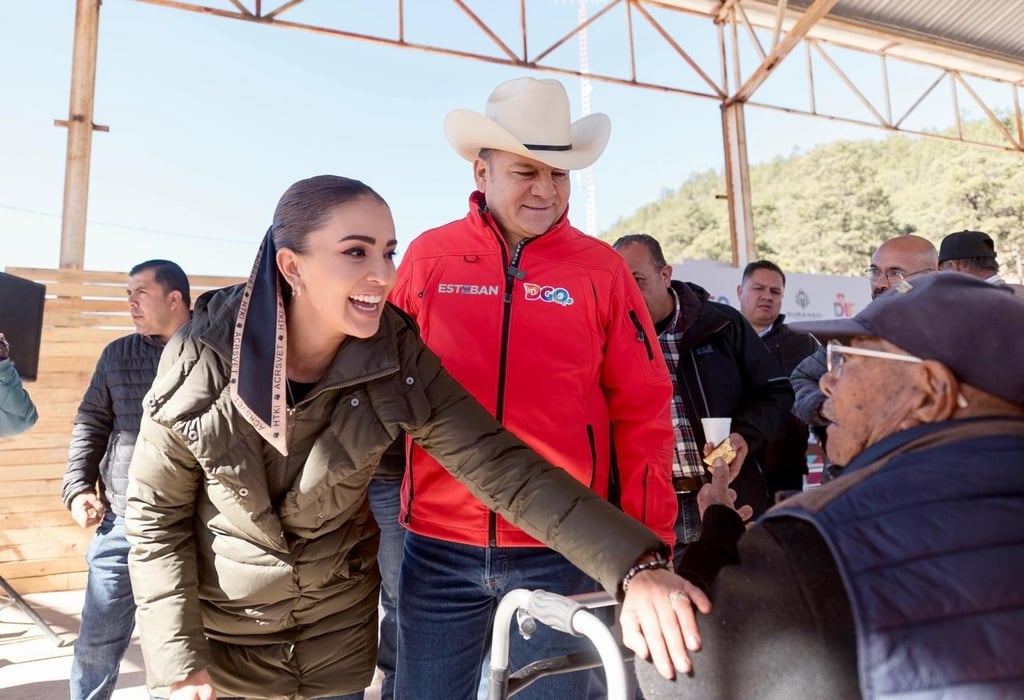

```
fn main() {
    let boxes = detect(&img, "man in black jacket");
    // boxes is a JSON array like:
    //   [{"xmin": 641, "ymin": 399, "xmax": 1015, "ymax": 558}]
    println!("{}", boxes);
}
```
[
  {"xmin": 61, "ymin": 260, "xmax": 191, "ymax": 700},
  {"xmin": 635, "ymin": 272, "xmax": 1024, "ymax": 699},
  {"xmin": 736, "ymin": 260, "xmax": 820, "ymax": 498},
  {"xmin": 613, "ymin": 235, "xmax": 793, "ymax": 561}
]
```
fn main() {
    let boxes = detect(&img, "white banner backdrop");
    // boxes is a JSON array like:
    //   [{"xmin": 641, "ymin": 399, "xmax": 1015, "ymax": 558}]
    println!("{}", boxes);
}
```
[{"xmin": 669, "ymin": 259, "xmax": 871, "ymax": 322}]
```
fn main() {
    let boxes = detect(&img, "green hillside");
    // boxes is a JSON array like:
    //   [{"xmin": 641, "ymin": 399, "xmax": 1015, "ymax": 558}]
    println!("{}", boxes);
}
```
[{"xmin": 601, "ymin": 119, "xmax": 1024, "ymax": 278}]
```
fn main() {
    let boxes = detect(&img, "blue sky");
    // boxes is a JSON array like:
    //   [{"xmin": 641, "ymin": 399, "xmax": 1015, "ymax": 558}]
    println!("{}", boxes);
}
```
[{"xmin": 1, "ymin": 0, "xmax": 1013, "ymax": 277}]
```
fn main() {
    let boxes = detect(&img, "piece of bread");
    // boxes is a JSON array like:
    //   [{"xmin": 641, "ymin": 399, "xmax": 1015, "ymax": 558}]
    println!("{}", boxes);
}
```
[{"xmin": 703, "ymin": 438, "xmax": 737, "ymax": 468}]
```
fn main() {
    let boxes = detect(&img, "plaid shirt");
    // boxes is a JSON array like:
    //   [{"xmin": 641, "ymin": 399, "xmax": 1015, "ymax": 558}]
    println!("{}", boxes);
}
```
[{"xmin": 658, "ymin": 287, "xmax": 704, "ymax": 479}]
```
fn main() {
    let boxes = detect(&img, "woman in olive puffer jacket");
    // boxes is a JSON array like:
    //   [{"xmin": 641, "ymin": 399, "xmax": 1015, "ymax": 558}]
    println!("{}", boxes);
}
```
[{"xmin": 125, "ymin": 175, "xmax": 699, "ymax": 700}]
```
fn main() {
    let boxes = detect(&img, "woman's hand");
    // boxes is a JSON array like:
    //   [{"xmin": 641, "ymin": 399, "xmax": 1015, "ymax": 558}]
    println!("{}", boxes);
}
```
[
  {"xmin": 169, "ymin": 668, "xmax": 216, "ymax": 700},
  {"xmin": 619, "ymin": 568, "xmax": 711, "ymax": 680}
]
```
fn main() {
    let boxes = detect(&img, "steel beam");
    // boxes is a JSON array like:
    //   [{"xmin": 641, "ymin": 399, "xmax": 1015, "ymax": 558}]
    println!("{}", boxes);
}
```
[
  {"xmin": 57, "ymin": 0, "xmax": 104, "ymax": 270},
  {"xmin": 726, "ymin": 0, "xmax": 837, "ymax": 106},
  {"xmin": 63, "ymin": 0, "xmax": 1024, "ymax": 273}
]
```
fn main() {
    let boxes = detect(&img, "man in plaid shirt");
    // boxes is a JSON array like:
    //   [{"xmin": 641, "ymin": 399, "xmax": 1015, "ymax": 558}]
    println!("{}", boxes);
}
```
[{"xmin": 614, "ymin": 234, "xmax": 794, "ymax": 564}]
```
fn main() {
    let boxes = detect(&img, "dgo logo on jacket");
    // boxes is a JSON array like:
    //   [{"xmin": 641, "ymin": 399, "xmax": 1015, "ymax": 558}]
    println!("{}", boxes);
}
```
[{"xmin": 523, "ymin": 283, "xmax": 574, "ymax": 307}]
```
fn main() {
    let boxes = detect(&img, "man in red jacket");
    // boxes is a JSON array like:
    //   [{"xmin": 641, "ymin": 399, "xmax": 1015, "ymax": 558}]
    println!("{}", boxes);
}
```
[{"xmin": 391, "ymin": 77, "xmax": 677, "ymax": 699}]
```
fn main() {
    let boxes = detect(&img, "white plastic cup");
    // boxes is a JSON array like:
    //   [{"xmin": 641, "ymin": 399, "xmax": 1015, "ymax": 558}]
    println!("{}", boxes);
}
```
[{"xmin": 701, "ymin": 417, "xmax": 732, "ymax": 446}]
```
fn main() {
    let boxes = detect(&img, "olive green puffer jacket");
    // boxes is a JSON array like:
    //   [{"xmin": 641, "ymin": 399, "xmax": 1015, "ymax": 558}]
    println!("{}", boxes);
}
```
[{"xmin": 126, "ymin": 284, "xmax": 665, "ymax": 699}]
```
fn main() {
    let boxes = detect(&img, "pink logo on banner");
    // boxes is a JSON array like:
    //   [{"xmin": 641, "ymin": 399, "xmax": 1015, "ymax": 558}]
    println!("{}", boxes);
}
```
[{"xmin": 833, "ymin": 293, "xmax": 856, "ymax": 317}]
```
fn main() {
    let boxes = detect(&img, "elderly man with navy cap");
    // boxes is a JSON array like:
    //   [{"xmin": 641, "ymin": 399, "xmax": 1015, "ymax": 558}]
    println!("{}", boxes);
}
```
[{"xmin": 635, "ymin": 273, "xmax": 1024, "ymax": 699}]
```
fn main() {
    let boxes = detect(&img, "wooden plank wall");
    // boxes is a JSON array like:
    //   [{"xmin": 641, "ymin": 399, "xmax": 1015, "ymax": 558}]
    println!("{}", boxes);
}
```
[{"xmin": 0, "ymin": 266, "xmax": 244, "ymax": 593}]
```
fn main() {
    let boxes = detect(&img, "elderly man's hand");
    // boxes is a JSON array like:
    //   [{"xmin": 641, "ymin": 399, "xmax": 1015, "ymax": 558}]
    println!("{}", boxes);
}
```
[
  {"xmin": 619, "ymin": 568, "xmax": 710, "ymax": 680},
  {"xmin": 698, "ymin": 450, "xmax": 755, "ymax": 522}
]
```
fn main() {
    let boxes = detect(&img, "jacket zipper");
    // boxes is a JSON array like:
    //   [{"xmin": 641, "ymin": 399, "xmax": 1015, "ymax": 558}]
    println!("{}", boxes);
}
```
[
  {"xmin": 629, "ymin": 310, "xmax": 656, "ymax": 361},
  {"xmin": 487, "ymin": 218, "xmax": 531, "ymax": 547},
  {"xmin": 690, "ymin": 351, "xmax": 712, "ymax": 433},
  {"xmin": 287, "ymin": 367, "xmax": 400, "ymax": 445},
  {"xmin": 496, "ymin": 239, "xmax": 527, "ymax": 418}
]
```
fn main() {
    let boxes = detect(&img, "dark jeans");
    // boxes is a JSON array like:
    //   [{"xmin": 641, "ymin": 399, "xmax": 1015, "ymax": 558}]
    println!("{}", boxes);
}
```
[
  {"xmin": 396, "ymin": 532, "xmax": 601, "ymax": 700},
  {"xmin": 672, "ymin": 493, "xmax": 702, "ymax": 570}
]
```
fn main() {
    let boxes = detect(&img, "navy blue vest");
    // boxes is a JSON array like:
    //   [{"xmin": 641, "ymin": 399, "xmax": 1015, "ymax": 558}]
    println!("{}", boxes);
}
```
[{"xmin": 766, "ymin": 418, "xmax": 1024, "ymax": 699}]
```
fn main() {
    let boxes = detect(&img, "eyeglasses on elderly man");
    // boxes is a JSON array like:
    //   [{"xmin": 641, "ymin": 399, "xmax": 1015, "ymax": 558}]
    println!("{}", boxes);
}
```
[
  {"xmin": 863, "ymin": 266, "xmax": 934, "ymax": 285},
  {"xmin": 825, "ymin": 340, "xmax": 968, "ymax": 408}
]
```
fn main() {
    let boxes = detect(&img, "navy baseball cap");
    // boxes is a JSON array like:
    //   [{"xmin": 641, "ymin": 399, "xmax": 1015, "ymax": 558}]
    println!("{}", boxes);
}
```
[{"xmin": 791, "ymin": 272, "xmax": 1024, "ymax": 405}]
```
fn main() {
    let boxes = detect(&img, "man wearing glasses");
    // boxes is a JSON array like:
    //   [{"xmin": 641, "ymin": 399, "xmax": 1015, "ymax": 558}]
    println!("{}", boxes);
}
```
[
  {"xmin": 863, "ymin": 234, "xmax": 939, "ymax": 300},
  {"xmin": 790, "ymin": 234, "xmax": 937, "ymax": 476},
  {"xmin": 634, "ymin": 273, "xmax": 1024, "ymax": 699}
]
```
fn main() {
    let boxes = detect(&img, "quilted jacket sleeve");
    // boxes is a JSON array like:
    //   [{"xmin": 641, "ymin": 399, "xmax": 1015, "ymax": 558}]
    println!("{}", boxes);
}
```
[
  {"xmin": 61, "ymin": 346, "xmax": 114, "ymax": 507},
  {"xmin": 124, "ymin": 341, "xmax": 209, "ymax": 692},
  {"xmin": 397, "ymin": 322, "xmax": 669, "ymax": 597},
  {"xmin": 791, "ymin": 346, "xmax": 829, "ymax": 427}
]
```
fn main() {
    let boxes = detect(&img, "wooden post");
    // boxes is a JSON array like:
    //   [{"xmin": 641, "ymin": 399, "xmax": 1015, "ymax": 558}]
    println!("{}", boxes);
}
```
[
  {"xmin": 56, "ymin": 0, "xmax": 104, "ymax": 270},
  {"xmin": 721, "ymin": 101, "xmax": 755, "ymax": 268}
]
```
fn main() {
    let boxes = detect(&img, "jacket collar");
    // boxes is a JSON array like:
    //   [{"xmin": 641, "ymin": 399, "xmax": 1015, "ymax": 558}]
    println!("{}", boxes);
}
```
[
  {"xmin": 670, "ymin": 279, "xmax": 730, "ymax": 344},
  {"xmin": 196, "ymin": 284, "xmax": 402, "ymax": 396},
  {"xmin": 761, "ymin": 313, "xmax": 788, "ymax": 339},
  {"xmin": 769, "ymin": 416, "xmax": 1024, "ymax": 519},
  {"xmin": 467, "ymin": 190, "xmax": 572, "ymax": 250}
]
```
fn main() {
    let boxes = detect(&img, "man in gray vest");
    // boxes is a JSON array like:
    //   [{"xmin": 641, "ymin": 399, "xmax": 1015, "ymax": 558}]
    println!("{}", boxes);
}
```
[{"xmin": 635, "ymin": 273, "xmax": 1024, "ymax": 699}]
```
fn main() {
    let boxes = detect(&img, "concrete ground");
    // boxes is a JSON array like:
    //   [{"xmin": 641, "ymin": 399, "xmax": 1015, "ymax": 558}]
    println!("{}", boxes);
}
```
[{"xmin": 0, "ymin": 589, "xmax": 382, "ymax": 699}]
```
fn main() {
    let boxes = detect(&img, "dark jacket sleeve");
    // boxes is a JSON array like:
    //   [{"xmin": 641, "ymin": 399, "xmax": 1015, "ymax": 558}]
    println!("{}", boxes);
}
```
[
  {"xmin": 0, "ymin": 359, "xmax": 38, "ymax": 438},
  {"xmin": 674, "ymin": 505, "xmax": 745, "ymax": 592},
  {"xmin": 635, "ymin": 517, "xmax": 860, "ymax": 699},
  {"xmin": 791, "ymin": 345, "xmax": 828, "ymax": 427},
  {"xmin": 730, "ymin": 317, "xmax": 795, "ymax": 455},
  {"xmin": 61, "ymin": 346, "xmax": 115, "ymax": 508}
]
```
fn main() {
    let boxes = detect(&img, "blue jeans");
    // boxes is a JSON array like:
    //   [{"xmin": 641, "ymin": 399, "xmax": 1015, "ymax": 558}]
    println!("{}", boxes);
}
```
[
  {"xmin": 672, "ymin": 494, "xmax": 702, "ymax": 570},
  {"xmin": 71, "ymin": 512, "xmax": 136, "ymax": 700},
  {"xmin": 396, "ymin": 532, "xmax": 601, "ymax": 700},
  {"xmin": 368, "ymin": 478, "xmax": 405, "ymax": 700}
]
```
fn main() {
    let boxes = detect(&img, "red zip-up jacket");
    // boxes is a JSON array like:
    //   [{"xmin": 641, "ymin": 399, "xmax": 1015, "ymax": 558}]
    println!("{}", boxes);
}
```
[{"xmin": 391, "ymin": 192, "xmax": 676, "ymax": 547}]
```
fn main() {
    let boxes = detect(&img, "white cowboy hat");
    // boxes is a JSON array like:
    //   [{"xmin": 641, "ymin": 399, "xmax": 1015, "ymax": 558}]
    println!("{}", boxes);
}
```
[{"xmin": 444, "ymin": 77, "xmax": 611, "ymax": 171}]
